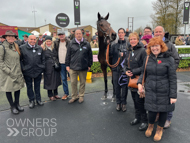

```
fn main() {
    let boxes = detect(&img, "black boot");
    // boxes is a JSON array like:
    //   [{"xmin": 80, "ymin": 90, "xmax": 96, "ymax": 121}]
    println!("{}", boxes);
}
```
[
  {"xmin": 130, "ymin": 118, "xmax": 140, "ymax": 125},
  {"xmin": 139, "ymin": 123, "xmax": 148, "ymax": 131},
  {"xmin": 29, "ymin": 101, "xmax": 35, "ymax": 109},
  {"xmin": 15, "ymin": 103, "xmax": 24, "ymax": 112},
  {"xmin": 36, "ymin": 100, "xmax": 44, "ymax": 106},
  {"xmin": 11, "ymin": 106, "xmax": 19, "ymax": 115}
]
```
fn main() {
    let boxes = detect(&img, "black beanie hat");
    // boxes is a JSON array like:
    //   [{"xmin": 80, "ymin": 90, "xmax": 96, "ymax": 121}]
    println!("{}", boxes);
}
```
[{"xmin": 45, "ymin": 36, "xmax": 52, "ymax": 41}]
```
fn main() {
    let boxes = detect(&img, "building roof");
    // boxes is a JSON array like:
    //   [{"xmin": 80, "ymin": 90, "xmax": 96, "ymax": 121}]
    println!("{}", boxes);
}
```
[
  {"xmin": 68, "ymin": 25, "xmax": 97, "ymax": 32},
  {"xmin": 18, "ymin": 27, "xmax": 37, "ymax": 32}
]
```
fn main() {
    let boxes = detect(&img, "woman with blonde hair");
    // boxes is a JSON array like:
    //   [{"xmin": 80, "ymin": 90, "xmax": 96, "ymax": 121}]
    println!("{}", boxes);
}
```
[
  {"xmin": 123, "ymin": 32, "xmax": 148, "ymax": 131},
  {"xmin": 138, "ymin": 37, "xmax": 177, "ymax": 142},
  {"xmin": 43, "ymin": 36, "xmax": 61, "ymax": 101}
]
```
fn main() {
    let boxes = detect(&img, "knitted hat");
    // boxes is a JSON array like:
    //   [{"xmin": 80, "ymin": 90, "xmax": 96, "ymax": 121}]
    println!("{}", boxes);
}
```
[{"xmin": 45, "ymin": 36, "xmax": 52, "ymax": 41}]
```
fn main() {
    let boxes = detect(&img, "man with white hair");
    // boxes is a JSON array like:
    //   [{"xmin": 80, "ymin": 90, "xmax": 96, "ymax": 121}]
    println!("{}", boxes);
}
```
[
  {"xmin": 154, "ymin": 26, "xmax": 180, "ymax": 128},
  {"xmin": 20, "ymin": 35, "xmax": 45, "ymax": 109}
]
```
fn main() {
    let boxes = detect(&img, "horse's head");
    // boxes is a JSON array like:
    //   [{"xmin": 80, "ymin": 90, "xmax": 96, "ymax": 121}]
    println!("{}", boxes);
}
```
[{"xmin": 97, "ymin": 12, "xmax": 117, "ymax": 44}]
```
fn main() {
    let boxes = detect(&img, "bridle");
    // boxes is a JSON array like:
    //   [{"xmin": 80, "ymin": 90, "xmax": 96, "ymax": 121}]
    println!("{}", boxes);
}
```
[{"xmin": 97, "ymin": 20, "xmax": 113, "ymax": 43}]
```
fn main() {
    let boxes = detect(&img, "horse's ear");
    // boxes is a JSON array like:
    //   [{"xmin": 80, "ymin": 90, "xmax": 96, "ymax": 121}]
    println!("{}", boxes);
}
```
[
  {"xmin": 105, "ymin": 13, "xmax": 109, "ymax": 20},
  {"xmin": 98, "ymin": 12, "xmax": 101, "ymax": 20}
]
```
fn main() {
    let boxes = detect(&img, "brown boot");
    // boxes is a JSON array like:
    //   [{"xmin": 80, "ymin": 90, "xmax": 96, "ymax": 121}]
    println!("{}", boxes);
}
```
[
  {"xmin": 145, "ymin": 124, "xmax": 154, "ymax": 137},
  {"xmin": 78, "ymin": 97, "xmax": 84, "ymax": 103},
  {"xmin": 154, "ymin": 125, "xmax": 164, "ymax": 142}
]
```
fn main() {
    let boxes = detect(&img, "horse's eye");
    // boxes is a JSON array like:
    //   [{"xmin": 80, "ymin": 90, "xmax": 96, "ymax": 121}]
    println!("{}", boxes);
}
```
[{"xmin": 100, "ymin": 24, "xmax": 103, "ymax": 26}]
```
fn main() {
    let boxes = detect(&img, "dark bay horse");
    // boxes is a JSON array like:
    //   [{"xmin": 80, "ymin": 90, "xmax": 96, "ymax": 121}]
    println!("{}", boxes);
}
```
[{"xmin": 97, "ymin": 12, "xmax": 117, "ymax": 100}]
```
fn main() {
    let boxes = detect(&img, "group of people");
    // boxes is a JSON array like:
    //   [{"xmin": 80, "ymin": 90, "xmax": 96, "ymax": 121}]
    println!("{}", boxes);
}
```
[
  {"xmin": 69, "ymin": 29, "xmax": 99, "ymax": 48},
  {"xmin": 0, "ymin": 24, "xmax": 179, "ymax": 142},
  {"xmin": 109, "ymin": 26, "xmax": 179, "ymax": 142},
  {"xmin": 0, "ymin": 29, "xmax": 92, "ymax": 113}
]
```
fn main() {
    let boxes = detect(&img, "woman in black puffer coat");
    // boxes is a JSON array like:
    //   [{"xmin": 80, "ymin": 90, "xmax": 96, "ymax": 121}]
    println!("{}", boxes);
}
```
[
  {"xmin": 123, "ymin": 32, "xmax": 148, "ymax": 131},
  {"xmin": 137, "ymin": 37, "xmax": 177, "ymax": 142}
]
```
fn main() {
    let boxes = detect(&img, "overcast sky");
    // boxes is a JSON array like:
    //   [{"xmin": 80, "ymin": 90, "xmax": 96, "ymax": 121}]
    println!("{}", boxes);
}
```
[{"xmin": 0, "ymin": 0, "xmax": 187, "ymax": 33}]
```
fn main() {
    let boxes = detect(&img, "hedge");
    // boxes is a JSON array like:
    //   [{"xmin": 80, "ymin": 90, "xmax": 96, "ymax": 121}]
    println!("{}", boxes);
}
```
[
  {"xmin": 91, "ymin": 51, "xmax": 111, "ymax": 73},
  {"xmin": 90, "ymin": 48, "xmax": 190, "ymax": 73},
  {"xmin": 178, "ymin": 48, "xmax": 190, "ymax": 68}
]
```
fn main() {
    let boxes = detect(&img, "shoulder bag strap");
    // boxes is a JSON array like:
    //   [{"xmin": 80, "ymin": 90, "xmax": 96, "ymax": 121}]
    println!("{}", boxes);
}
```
[{"xmin": 142, "ymin": 56, "xmax": 149, "ymax": 86}]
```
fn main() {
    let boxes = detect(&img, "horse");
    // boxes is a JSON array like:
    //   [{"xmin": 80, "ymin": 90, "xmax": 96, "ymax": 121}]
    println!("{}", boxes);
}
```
[{"xmin": 97, "ymin": 12, "xmax": 117, "ymax": 100}]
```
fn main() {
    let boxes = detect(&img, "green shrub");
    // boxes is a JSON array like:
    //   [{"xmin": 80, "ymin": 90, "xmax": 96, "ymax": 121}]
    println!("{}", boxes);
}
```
[
  {"xmin": 90, "ymin": 62, "xmax": 111, "ymax": 73},
  {"xmin": 178, "ymin": 48, "xmax": 190, "ymax": 68},
  {"xmin": 92, "ymin": 51, "xmax": 99, "ymax": 55}
]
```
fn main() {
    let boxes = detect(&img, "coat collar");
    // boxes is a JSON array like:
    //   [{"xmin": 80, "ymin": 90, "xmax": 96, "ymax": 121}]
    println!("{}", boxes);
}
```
[
  {"xmin": 150, "ymin": 51, "xmax": 171, "ymax": 58},
  {"xmin": 128, "ymin": 42, "xmax": 142, "ymax": 51}
]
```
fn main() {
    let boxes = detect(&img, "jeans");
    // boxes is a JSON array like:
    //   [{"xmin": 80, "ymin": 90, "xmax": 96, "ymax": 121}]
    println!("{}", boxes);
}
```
[
  {"xmin": 167, "ymin": 111, "xmax": 173, "ymax": 121},
  {"xmin": 60, "ymin": 64, "xmax": 69, "ymax": 95},
  {"xmin": 24, "ymin": 74, "xmax": 42, "ymax": 102}
]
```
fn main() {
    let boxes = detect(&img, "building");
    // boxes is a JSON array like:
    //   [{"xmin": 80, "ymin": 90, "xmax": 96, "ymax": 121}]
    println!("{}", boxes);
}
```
[
  {"xmin": 0, "ymin": 22, "xmax": 62, "ymax": 36},
  {"xmin": 68, "ymin": 25, "xmax": 97, "ymax": 39},
  {"xmin": 18, "ymin": 23, "xmax": 62, "ymax": 35}
]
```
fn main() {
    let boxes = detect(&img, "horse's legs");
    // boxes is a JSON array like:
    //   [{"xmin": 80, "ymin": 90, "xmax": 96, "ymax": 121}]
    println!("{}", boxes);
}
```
[
  {"xmin": 111, "ymin": 70, "xmax": 116, "ymax": 102},
  {"xmin": 101, "ymin": 64, "xmax": 108, "ymax": 99}
]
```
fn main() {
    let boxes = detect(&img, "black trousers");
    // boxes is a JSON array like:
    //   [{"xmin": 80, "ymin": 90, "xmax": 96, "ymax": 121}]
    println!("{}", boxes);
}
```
[
  {"xmin": 148, "ymin": 111, "xmax": 168, "ymax": 127},
  {"xmin": 113, "ymin": 71, "xmax": 128, "ymax": 105},
  {"xmin": 6, "ymin": 90, "xmax": 20, "ymax": 107},
  {"xmin": 24, "ymin": 74, "xmax": 42, "ymax": 102},
  {"xmin": 131, "ymin": 91, "xmax": 148, "ymax": 123},
  {"xmin": 47, "ymin": 88, "xmax": 58, "ymax": 97}
]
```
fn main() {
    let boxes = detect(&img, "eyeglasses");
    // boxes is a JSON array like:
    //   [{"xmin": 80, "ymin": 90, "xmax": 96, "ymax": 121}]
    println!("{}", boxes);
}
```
[{"xmin": 144, "ymin": 30, "xmax": 151, "ymax": 33}]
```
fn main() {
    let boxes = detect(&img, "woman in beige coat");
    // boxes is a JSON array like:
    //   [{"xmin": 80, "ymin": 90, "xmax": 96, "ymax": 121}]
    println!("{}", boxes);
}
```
[{"xmin": 0, "ymin": 31, "xmax": 25, "ymax": 114}]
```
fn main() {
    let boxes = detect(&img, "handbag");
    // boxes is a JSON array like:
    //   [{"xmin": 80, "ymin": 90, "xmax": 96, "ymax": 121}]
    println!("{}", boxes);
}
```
[
  {"xmin": 127, "ymin": 51, "xmax": 139, "ymax": 89},
  {"xmin": 138, "ymin": 56, "xmax": 149, "ymax": 98},
  {"xmin": 53, "ymin": 57, "xmax": 61, "ymax": 71}
]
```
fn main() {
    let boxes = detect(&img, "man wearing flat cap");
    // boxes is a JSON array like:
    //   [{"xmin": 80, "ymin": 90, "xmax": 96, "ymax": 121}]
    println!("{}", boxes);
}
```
[
  {"xmin": 54, "ymin": 31, "xmax": 70, "ymax": 100},
  {"xmin": 20, "ymin": 34, "xmax": 28, "ymax": 45},
  {"xmin": 83, "ymin": 30, "xmax": 91, "ymax": 43},
  {"xmin": 69, "ymin": 30, "xmax": 75, "ymax": 40},
  {"xmin": 36, "ymin": 34, "xmax": 44, "ymax": 46}
]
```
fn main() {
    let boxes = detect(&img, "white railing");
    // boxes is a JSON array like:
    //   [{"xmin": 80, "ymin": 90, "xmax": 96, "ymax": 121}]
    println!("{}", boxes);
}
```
[
  {"xmin": 92, "ymin": 45, "xmax": 190, "ymax": 52},
  {"xmin": 92, "ymin": 48, "xmax": 99, "ymax": 51},
  {"xmin": 175, "ymin": 45, "xmax": 190, "ymax": 52}
]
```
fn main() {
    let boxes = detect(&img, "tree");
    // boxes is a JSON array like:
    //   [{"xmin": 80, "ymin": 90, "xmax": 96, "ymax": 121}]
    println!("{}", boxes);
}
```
[
  {"xmin": 169, "ymin": 0, "xmax": 184, "ymax": 34},
  {"xmin": 151, "ymin": 0, "xmax": 184, "ymax": 34},
  {"xmin": 135, "ymin": 26, "xmax": 143, "ymax": 34}
]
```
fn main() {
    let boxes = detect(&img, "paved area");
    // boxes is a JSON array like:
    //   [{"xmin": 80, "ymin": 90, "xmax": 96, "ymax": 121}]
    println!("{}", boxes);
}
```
[{"xmin": 0, "ymin": 71, "xmax": 190, "ymax": 143}]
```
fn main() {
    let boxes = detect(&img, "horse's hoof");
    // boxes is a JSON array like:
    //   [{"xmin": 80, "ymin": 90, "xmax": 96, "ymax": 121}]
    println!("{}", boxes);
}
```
[
  {"xmin": 111, "ymin": 98, "xmax": 116, "ymax": 102},
  {"xmin": 101, "ymin": 96, "xmax": 107, "ymax": 100}
]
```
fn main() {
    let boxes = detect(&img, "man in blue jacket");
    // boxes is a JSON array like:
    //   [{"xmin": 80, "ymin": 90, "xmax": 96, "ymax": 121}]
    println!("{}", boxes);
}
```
[
  {"xmin": 66, "ymin": 29, "xmax": 93, "ymax": 104},
  {"xmin": 20, "ymin": 35, "xmax": 45, "ymax": 108}
]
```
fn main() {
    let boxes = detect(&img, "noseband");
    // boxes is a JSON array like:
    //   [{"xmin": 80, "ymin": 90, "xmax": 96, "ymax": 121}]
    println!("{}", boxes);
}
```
[{"xmin": 97, "ymin": 20, "xmax": 113, "ymax": 43}]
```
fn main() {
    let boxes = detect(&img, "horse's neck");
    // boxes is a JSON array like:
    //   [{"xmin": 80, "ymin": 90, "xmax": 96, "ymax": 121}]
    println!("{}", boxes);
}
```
[{"xmin": 98, "ymin": 36, "xmax": 107, "ymax": 53}]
